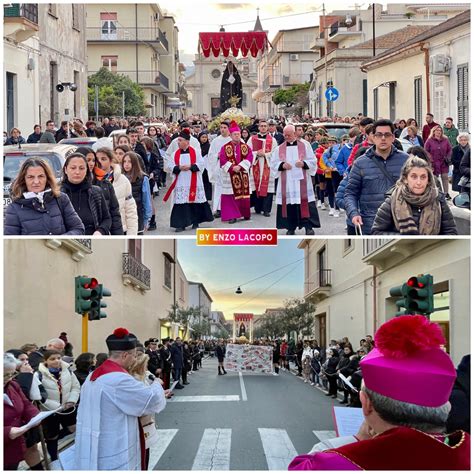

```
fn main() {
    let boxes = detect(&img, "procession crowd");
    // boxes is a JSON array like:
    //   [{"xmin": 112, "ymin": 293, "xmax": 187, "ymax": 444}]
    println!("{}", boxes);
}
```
[
  {"xmin": 4, "ymin": 317, "xmax": 471, "ymax": 470},
  {"xmin": 3, "ymin": 332, "xmax": 221, "ymax": 470},
  {"xmin": 4, "ymin": 111, "xmax": 470, "ymax": 235}
]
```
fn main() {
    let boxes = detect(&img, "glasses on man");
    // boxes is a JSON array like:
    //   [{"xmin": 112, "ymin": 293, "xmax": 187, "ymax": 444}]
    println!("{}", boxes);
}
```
[{"xmin": 374, "ymin": 132, "xmax": 393, "ymax": 139}]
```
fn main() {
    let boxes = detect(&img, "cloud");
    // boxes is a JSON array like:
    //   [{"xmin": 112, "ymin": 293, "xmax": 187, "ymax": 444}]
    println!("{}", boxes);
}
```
[
  {"xmin": 214, "ymin": 3, "xmax": 254, "ymax": 10},
  {"xmin": 276, "ymin": 5, "xmax": 294, "ymax": 15}
]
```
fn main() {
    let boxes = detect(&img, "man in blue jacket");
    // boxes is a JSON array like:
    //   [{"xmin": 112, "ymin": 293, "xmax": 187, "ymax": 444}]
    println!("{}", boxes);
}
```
[{"xmin": 344, "ymin": 119, "xmax": 408, "ymax": 234}]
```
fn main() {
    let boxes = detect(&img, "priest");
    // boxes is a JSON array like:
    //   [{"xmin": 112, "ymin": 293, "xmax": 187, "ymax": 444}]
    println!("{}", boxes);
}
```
[
  {"xmin": 248, "ymin": 118, "xmax": 277, "ymax": 217},
  {"xmin": 207, "ymin": 120, "xmax": 232, "ymax": 218},
  {"xmin": 289, "ymin": 315, "xmax": 470, "ymax": 470},
  {"xmin": 74, "ymin": 328, "xmax": 167, "ymax": 470},
  {"xmin": 164, "ymin": 128, "xmax": 214, "ymax": 232},
  {"xmin": 271, "ymin": 125, "xmax": 320, "ymax": 235},
  {"xmin": 218, "ymin": 121, "xmax": 253, "ymax": 224}
]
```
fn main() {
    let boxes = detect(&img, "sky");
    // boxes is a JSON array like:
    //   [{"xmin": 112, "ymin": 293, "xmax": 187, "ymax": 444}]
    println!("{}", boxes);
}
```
[
  {"xmin": 177, "ymin": 239, "xmax": 305, "ymax": 319},
  {"xmin": 158, "ymin": 1, "xmax": 369, "ymax": 58}
]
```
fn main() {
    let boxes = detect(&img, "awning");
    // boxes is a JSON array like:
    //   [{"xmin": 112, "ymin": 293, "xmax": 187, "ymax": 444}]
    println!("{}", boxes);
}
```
[{"xmin": 198, "ymin": 32, "xmax": 269, "ymax": 58}]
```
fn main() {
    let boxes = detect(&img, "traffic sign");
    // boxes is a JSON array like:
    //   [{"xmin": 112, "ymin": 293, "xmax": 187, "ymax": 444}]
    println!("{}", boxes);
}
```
[{"xmin": 325, "ymin": 87, "xmax": 340, "ymax": 102}]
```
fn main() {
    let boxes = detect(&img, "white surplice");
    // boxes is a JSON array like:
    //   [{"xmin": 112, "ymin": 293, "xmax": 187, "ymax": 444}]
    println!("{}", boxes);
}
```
[
  {"xmin": 270, "ymin": 140, "xmax": 317, "ymax": 205},
  {"xmin": 164, "ymin": 146, "xmax": 207, "ymax": 204},
  {"xmin": 207, "ymin": 135, "xmax": 232, "ymax": 212},
  {"xmin": 73, "ymin": 371, "xmax": 166, "ymax": 470}
]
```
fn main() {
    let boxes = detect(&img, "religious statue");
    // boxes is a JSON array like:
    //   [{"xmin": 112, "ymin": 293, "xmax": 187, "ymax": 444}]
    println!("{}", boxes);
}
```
[
  {"xmin": 239, "ymin": 322, "xmax": 246, "ymax": 337},
  {"xmin": 220, "ymin": 61, "xmax": 243, "ymax": 113}
]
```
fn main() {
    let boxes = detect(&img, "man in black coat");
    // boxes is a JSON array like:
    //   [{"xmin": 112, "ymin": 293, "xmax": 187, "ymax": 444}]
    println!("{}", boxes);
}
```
[
  {"xmin": 145, "ymin": 338, "xmax": 163, "ymax": 378},
  {"xmin": 268, "ymin": 119, "xmax": 284, "ymax": 145},
  {"xmin": 159, "ymin": 339, "xmax": 173, "ymax": 389},
  {"xmin": 447, "ymin": 355, "xmax": 470, "ymax": 433},
  {"xmin": 215, "ymin": 340, "xmax": 227, "ymax": 375},
  {"xmin": 170, "ymin": 338, "xmax": 185, "ymax": 389}
]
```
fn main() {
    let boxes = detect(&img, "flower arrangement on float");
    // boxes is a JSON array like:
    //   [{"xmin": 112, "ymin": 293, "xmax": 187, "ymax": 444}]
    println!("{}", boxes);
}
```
[{"xmin": 207, "ymin": 96, "xmax": 252, "ymax": 133}]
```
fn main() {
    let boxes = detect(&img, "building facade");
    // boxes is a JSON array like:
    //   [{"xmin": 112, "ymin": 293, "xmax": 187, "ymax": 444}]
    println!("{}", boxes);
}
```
[
  {"xmin": 4, "ymin": 3, "xmax": 88, "ymax": 134},
  {"xmin": 86, "ymin": 4, "xmax": 180, "ymax": 118},
  {"xmin": 361, "ymin": 11, "xmax": 470, "ymax": 129},
  {"xmin": 255, "ymin": 26, "xmax": 319, "ymax": 117},
  {"xmin": 4, "ymin": 239, "xmax": 188, "ymax": 354},
  {"xmin": 309, "ymin": 3, "xmax": 469, "ymax": 117},
  {"xmin": 300, "ymin": 238, "xmax": 470, "ymax": 365}
]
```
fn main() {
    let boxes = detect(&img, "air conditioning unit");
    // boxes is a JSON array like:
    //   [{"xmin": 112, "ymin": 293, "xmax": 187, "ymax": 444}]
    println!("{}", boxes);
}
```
[
  {"xmin": 289, "ymin": 54, "xmax": 299, "ymax": 61},
  {"xmin": 429, "ymin": 54, "xmax": 451, "ymax": 75}
]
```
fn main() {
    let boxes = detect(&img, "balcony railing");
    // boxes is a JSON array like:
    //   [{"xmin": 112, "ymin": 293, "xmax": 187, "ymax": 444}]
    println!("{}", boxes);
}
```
[
  {"xmin": 73, "ymin": 239, "xmax": 92, "ymax": 250},
  {"xmin": 305, "ymin": 269, "xmax": 332, "ymax": 301},
  {"xmin": 122, "ymin": 253, "xmax": 151, "ymax": 291},
  {"xmin": 4, "ymin": 3, "xmax": 38, "ymax": 24},
  {"xmin": 362, "ymin": 239, "xmax": 392, "ymax": 258},
  {"xmin": 88, "ymin": 70, "xmax": 169, "ymax": 90},
  {"xmin": 86, "ymin": 27, "xmax": 168, "ymax": 48}
]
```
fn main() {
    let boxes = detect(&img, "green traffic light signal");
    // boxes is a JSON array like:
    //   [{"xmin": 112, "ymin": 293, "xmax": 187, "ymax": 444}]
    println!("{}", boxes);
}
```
[{"xmin": 75, "ymin": 276, "xmax": 99, "ymax": 314}]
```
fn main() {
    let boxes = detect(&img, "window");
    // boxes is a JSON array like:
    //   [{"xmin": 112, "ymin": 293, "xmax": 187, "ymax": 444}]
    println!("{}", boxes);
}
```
[
  {"xmin": 128, "ymin": 239, "xmax": 142, "ymax": 262},
  {"xmin": 164, "ymin": 256, "xmax": 172, "ymax": 289},
  {"xmin": 72, "ymin": 4, "xmax": 80, "ymax": 31},
  {"xmin": 6, "ymin": 72, "xmax": 15, "ymax": 133},
  {"xmin": 362, "ymin": 79, "xmax": 368, "ymax": 117},
  {"xmin": 457, "ymin": 64, "xmax": 469, "ymax": 132},
  {"xmin": 73, "ymin": 70, "xmax": 79, "ymax": 117},
  {"xmin": 343, "ymin": 239, "xmax": 354, "ymax": 255},
  {"xmin": 48, "ymin": 4, "xmax": 57, "ymax": 17},
  {"xmin": 389, "ymin": 82, "xmax": 396, "ymax": 122},
  {"xmin": 50, "ymin": 62, "xmax": 58, "ymax": 123},
  {"xmin": 211, "ymin": 69, "xmax": 221, "ymax": 79},
  {"xmin": 414, "ymin": 76, "xmax": 422, "ymax": 127},
  {"xmin": 433, "ymin": 77, "xmax": 445, "ymax": 123},
  {"xmin": 100, "ymin": 12, "xmax": 117, "ymax": 40},
  {"xmin": 101, "ymin": 56, "xmax": 118, "ymax": 72},
  {"xmin": 317, "ymin": 247, "xmax": 328, "ymax": 287}
]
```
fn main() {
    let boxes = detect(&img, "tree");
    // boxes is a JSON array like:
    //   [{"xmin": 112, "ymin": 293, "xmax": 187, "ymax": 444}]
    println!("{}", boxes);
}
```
[
  {"xmin": 272, "ymin": 83, "xmax": 311, "ymax": 115},
  {"xmin": 167, "ymin": 304, "xmax": 201, "ymax": 340},
  {"xmin": 281, "ymin": 298, "xmax": 316, "ymax": 339},
  {"xmin": 191, "ymin": 320, "xmax": 211, "ymax": 339},
  {"xmin": 88, "ymin": 67, "xmax": 146, "ymax": 117}
]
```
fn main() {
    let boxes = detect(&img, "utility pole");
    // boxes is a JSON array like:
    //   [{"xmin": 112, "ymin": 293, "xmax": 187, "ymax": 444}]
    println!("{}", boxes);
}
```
[
  {"xmin": 372, "ymin": 3, "xmax": 376, "ymax": 57},
  {"xmin": 323, "ymin": 3, "xmax": 329, "ymax": 115}
]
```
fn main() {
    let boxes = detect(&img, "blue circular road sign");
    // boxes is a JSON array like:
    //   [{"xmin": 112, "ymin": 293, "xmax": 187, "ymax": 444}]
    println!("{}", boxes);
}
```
[{"xmin": 325, "ymin": 87, "xmax": 340, "ymax": 102}]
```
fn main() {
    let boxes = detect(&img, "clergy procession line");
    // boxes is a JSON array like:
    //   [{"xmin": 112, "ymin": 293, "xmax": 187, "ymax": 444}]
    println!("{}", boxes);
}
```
[
  {"xmin": 4, "ymin": 113, "xmax": 467, "ymax": 236},
  {"xmin": 4, "ymin": 316, "xmax": 470, "ymax": 470}
]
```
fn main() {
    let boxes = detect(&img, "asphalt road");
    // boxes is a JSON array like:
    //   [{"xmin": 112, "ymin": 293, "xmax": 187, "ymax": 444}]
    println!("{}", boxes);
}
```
[
  {"xmin": 149, "ymin": 188, "xmax": 348, "ymax": 236},
  {"xmin": 150, "ymin": 357, "xmax": 338, "ymax": 470}
]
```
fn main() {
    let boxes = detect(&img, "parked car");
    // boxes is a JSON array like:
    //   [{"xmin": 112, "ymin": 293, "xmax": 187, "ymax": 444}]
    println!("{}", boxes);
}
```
[
  {"xmin": 292, "ymin": 122, "xmax": 352, "ymax": 141},
  {"xmin": 3, "ymin": 144, "xmax": 76, "ymax": 208},
  {"xmin": 58, "ymin": 137, "xmax": 99, "ymax": 146}
]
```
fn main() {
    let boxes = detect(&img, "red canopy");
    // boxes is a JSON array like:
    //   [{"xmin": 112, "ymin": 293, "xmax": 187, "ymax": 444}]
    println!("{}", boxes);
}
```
[{"xmin": 199, "ymin": 32, "xmax": 269, "ymax": 58}]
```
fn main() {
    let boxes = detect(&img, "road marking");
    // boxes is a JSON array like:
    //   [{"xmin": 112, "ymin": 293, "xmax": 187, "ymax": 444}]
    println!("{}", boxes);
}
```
[
  {"xmin": 192, "ymin": 429, "xmax": 232, "ymax": 470},
  {"xmin": 313, "ymin": 430, "xmax": 337, "ymax": 442},
  {"xmin": 258, "ymin": 428, "xmax": 298, "ymax": 470},
  {"xmin": 239, "ymin": 372, "xmax": 248, "ymax": 401},
  {"xmin": 169, "ymin": 395, "xmax": 240, "ymax": 402},
  {"xmin": 148, "ymin": 429, "xmax": 179, "ymax": 470}
]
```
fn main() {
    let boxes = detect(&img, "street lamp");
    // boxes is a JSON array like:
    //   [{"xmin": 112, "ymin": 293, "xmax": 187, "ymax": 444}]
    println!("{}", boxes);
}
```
[{"xmin": 236, "ymin": 287, "xmax": 242, "ymax": 294}]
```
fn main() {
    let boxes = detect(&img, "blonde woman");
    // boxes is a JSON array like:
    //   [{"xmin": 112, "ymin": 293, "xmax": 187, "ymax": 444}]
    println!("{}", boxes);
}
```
[
  {"xmin": 372, "ymin": 155, "xmax": 457, "ymax": 235},
  {"xmin": 128, "ymin": 352, "xmax": 167, "ymax": 469}
]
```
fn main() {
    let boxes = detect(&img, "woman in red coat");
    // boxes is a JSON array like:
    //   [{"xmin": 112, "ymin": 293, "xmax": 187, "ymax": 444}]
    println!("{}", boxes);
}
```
[
  {"xmin": 425, "ymin": 125, "xmax": 452, "ymax": 199},
  {"xmin": 4, "ymin": 353, "xmax": 41, "ymax": 470}
]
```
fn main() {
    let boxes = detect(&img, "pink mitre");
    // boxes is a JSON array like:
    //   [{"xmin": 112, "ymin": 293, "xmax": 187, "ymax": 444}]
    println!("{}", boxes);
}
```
[{"xmin": 360, "ymin": 315, "xmax": 456, "ymax": 407}]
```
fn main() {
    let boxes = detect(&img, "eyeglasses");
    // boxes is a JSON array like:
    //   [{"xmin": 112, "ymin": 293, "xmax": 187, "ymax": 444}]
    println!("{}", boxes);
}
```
[{"xmin": 374, "ymin": 132, "xmax": 393, "ymax": 139}]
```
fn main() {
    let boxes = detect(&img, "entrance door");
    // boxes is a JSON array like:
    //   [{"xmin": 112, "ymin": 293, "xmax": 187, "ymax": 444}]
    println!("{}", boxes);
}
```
[{"xmin": 316, "ymin": 312, "xmax": 326, "ymax": 348}]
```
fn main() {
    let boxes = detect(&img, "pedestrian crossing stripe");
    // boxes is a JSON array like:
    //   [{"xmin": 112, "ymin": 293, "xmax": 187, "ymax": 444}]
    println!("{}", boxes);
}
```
[{"xmin": 149, "ymin": 428, "xmax": 337, "ymax": 470}]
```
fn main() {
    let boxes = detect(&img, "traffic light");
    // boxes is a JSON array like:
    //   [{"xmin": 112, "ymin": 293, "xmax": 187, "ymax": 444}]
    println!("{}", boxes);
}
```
[
  {"xmin": 390, "ymin": 274, "xmax": 434, "ymax": 316},
  {"xmin": 405, "ymin": 275, "xmax": 434, "ymax": 315},
  {"xmin": 88, "ymin": 284, "xmax": 112, "ymax": 321},
  {"xmin": 75, "ymin": 276, "xmax": 100, "ymax": 314}
]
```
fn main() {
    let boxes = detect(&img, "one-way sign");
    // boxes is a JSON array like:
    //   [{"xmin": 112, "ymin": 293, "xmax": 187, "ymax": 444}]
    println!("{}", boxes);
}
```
[{"xmin": 325, "ymin": 87, "xmax": 340, "ymax": 102}]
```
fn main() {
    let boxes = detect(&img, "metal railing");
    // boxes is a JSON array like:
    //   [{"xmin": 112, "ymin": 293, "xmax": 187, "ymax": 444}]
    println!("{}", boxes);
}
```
[
  {"xmin": 86, "ymin": 27, "xmax": 167, "ymax": 45},
  {"xmin": 73, "ymin": 239, "xmax": 92, "ymax": 250},
  {"xmin": 4, "ymin": 3, "xmax": 38, "ymax": 24},
  {"xmin": 328, "ymin": 18, "xmax": 358, "ymax": 38},
  {"xmin": 362, "ymin": 239, "xmax": 392, "ymax": 257},
  {"xmin": 88, "ymin": 70, "xmax": 169, "ymax": 89},
  {"xmin": 122, "ymin": 253, "xmax": 151, "ymax": 290},
  {"xmin": 316, "ymin": 269, "xmax": 332, "ymax": 288}
]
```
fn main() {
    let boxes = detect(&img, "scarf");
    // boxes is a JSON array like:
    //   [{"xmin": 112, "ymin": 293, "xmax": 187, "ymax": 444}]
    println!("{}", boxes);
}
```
[
  {"xmin": 391, "ymin": 182, "xmax": 441, "ymax": 235},
  {"xmin": 23, "ymin": 188, "xmax": 52, "ymax": 204},
  {"xmin": 94, "ymin": 166, "xmax": 113, "ymax": 182}
]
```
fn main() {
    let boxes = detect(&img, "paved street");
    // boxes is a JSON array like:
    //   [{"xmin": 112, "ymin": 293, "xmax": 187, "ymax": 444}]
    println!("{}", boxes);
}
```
[
  {"xmin": 150, "ymin": 357, "xmax": 337, "ymax": 470},
  {"xmin": 150, "ymin": 190, "xmax": 347, "ymax": 236}
]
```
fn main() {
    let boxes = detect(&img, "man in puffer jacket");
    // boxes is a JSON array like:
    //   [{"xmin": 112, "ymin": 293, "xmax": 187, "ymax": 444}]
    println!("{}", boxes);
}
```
[{"xmin": 344, "ymin": 119, "xmax": 408, "ymax": 235}]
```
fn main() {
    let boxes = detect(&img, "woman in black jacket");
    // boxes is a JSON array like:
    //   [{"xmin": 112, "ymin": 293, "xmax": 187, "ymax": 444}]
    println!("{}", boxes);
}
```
[
  {"xmin": 61, "ymin": 153, "xmax": 112, "ymax": 235},
  {"xmin": 459, "ymin": 148, "xmax": 471, "ymax": 197},
  {"xmin": 451, "ymin": 133, "xmax": 470, "ymax": 193},
  {"xmin": 372, "ymin": 155, "xmax": 457, "ymax": 235},
  {"xmin": 77, "ymin": 147, "xmax": 124, "ymax": 235},
  {"xmin": 324, "ymin": 348, "xmax": 340, "ymax": 398},
  {"xmin": 337, "ymin": 346, "xmax": 359, "ymax": 404},
  {"xmin": 74, "ymin": 353, "xmax": 95, "ymax": 386}
]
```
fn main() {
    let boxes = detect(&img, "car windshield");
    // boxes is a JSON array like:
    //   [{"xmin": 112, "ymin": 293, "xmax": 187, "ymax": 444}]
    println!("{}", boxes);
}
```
[{"xmin": 3, "ymin": 154, "xmax": 63, "ymax": 181}]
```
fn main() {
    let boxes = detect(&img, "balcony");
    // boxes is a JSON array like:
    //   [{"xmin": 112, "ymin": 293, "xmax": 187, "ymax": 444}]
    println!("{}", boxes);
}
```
[
  {"xmin": 328, "ymin": 19, "xmax": 362, "ymax": 43},
  {"xmin": 45, "ymin": 239, "xmax": 92, "ymax": 262},
  {"xmin": 4, "ymin": 4, "xmax": 39, "ymax": 42},
  {"xmin": 88, "ymin": 70, "xmax": 170, "ymax": 92},
  {"xmin": 305, "ymin": 269, "xmax": 332, "ymax": 303},
  {"xmin": 362, "ymin": 239, "xmax": 442, "ymax": 270},
  {"xmin": 122, "ymin": 253, "xmax": 151, "ymax": 292},
  {"xmin": 86, "ymin": 27, "xmax": 168, "ymax": 53}
]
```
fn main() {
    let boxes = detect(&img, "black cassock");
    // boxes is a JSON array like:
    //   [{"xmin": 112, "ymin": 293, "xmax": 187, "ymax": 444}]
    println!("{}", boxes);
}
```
[{"xmin": 220, "ymin": 61, "xmax": 243, "ymax": 112}]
